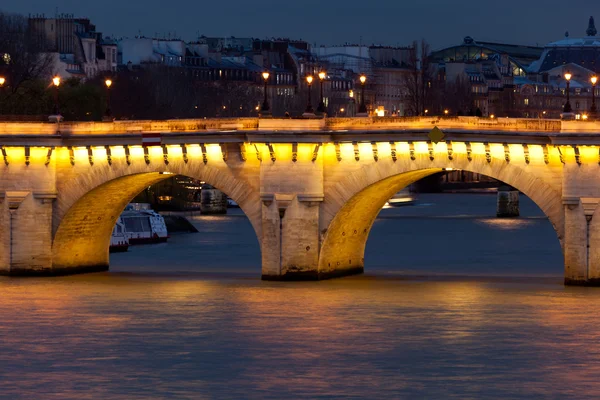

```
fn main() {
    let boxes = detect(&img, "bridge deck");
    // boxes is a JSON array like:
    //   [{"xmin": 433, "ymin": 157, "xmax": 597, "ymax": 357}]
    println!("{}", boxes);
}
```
[{"xmin": 0, "ymin": 117, "xmax": 600, "ymax": 146}]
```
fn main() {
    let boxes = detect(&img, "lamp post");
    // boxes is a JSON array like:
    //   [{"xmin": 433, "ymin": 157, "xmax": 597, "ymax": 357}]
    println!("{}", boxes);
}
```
[
  {"xmin": 104, "ymin": 78, "xmax": 112, "ymax": 119},
  {"xmin": 358, "ymin": 74, "xmax": 367, "ymax": 115},
  {"xmin": 317, "ymin": 71, "xmax": 326, "ymax": 114},
  {"xmin": 261, "ymin": 71, "xmax": 271, "ymax": 116},
  {"xmin": 591, "ymin": 76, "xmax": 597, "ymax": 118},
  {"xmin": 0, "ymin": 76, "xmax": 5, "ymax": 115},
  {"xmin": 52, "ymin": 76, "xmax": 61, "ymax": 116},
  {"xmin": 564, "ymin": 72, "xmax": 572, "ymax": 113},
  {"xmin": 304, "ymin": 75, "xmax": 314, "ymax": 115}
]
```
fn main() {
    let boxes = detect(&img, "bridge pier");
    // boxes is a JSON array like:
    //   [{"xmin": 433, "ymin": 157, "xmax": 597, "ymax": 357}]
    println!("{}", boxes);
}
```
[
  {"xmin": 563, "ymin": 197, "xmax": 600, "ymax": 285},
  {"xmin": 0, "ymin": 191, "xmax": 54, "ymax": 275},
  {"xmin": 261, "ymin": 195, "xmax": 326, "ymax": 280}
]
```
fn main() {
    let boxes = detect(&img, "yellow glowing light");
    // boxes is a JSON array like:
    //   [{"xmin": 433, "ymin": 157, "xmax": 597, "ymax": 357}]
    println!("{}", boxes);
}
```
[
  {"xmin": 358, "ymin": 142, "xmax": 372, "ymax": 157},
  {"xmin": 349, "ymin": 90, "xmax": 354, "ymax": 98},
  {"xmin": 451, "ymin": 142, "xmax": 467, "ymax": 154},
  {"xmin": 52, "ymin": 76, "xmax": 61, "ymax": 87},
  {"xmin": 206, "ymin": 144, "xmax": 223, "ymax": 161},
  {"xmin": 5, "ymin": 147, "xmax": 25, "ymax": 162},
  {"xmin": 414, "ymin": 141, "xmax": 429, "ymax": 154},
  {"xmin": 359, "ymin": 75, "xmax": 366, "ymax": 84},
  {"xmin": 564, "ymin": 72, "xmax": 572, "ymax": 81},
  {"xmin": 318, "ymin": 71, "xmax": 326, "ymax": 80},
  {"xmin": 444, "ymin": 109, "xmax": 449, "ymax": 115},
  {"xmin": 0, "ymin": 77, "xmax": 5, "ymax": 86},
  {"xmin": 340, "ymin": 108, "xmax": 345, "ymax": 112},
  {"xmin": 129, "ymin": 145, "xmax": 144, "ymax": 157},
  {"xmin": 375, "ymin": 108, "xmax": 385, "ymax": 117},
  {"xmin": 104, "ymin": 79, "xmax": 112, "ymax": 88},
  {"xmin": 306, "ymin": 75, "xmax": 314, "ymax": 84},
  {"xmin": 592, "ymin": 76, "xmax": 598, "ymax": 85},
  {"xmin": 490, "ymin": 114, "xmax": 495, "ymax": 119},
  {"xmin": 74, "ymin": 147, "xmax": 88, "ymax": 162},
  {"xmin": 167, "ymin": 145, "xmax": 182, "ymax": 157},
  {"xmin": 149, "ymin": 146, "xmax": 163, "ymax": 157},
  {"xmin": 262, "ymin": 71, "xmax": 269, "ymax": 81},
  {"xmin": 340, "ymin": 142, "xmax": 355, "ymax": 160},
  {"xmin": 528, "ymin": 144, "xmax": 544, "ymax": 162},
  {"xmin": 470, "ymin": 142, "xmax": 486, "ymax": 155},
  {"xmin": 397, "ymin": 142, "xmax": 411, "ymax": 154},
  {"xmin": 186, "ymin": 144, "xmax": 202, "ymax": 158},
  {"xmin": 424, "ymin": 109, "xmax": 429, "ymax": 114},
  {"xmin": 110, "ymin": 146, "xmax": 126, "ymax": 159},
  {"xmin": 93, "ymin": 146, "xmax": 107, "ymax": 159},
  {"xmin": 583, "ymin": 114, "xmax": 589, "ymax": 120},
  {"xmin": 255, "ymin": 106, "xmax": 260, "ymax": 110},
  {"xmin": 579, "ymin": 145, "xmax": 597, "ymax": 162}
]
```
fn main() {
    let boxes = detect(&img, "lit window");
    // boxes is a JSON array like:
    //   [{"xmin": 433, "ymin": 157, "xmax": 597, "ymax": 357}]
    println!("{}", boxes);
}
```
[{"xmin": 524, "ymin": 98, "xmax": 529, "ymax": 105}]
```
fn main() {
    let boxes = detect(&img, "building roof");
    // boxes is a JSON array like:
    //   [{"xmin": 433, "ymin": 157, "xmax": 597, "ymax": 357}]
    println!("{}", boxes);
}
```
[
  {"xmin": 431, "ymin": 37, "xmax": 543, "ymax": 69},
  {"xmin": 534, "ymin": 36, "xmax": 600, "ymax": 73}
]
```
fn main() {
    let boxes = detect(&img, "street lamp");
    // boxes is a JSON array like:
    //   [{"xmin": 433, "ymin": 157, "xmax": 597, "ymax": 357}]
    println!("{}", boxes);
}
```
[
  {"xmin": 261, "ymin": 71, "xmax": 271, "ymax": 115},
  {"xmin": 304, "ymin": 75, "xmax": 314, "ymax": 114},
  {"xmin": 358, "ymin": 74, "xmax": 367, "ymax": 115},
  {"xmin": 564, "ymin": 72, "xmax": 572, "ymax": 113},
  {"xmin": 591, "ymin": 76, "xmax": 597, "ymax": 117},
  {"xmin": 0, "ymin": 76, "xmax": 5, "ymax": 116},
  {"xmin": 317, "ymin": 71, "xmax": 326, "ymax": 114},
  {"xmin": 104, "ymin": 78, "xmax": 112, "ymax": 118},
  {"xmin": 52, "ymin": 76, "xmax": 61, "ymax": 115},
  {"xmin": 444, "ymin": 109, "xmax": 449, "ymax": 116}
]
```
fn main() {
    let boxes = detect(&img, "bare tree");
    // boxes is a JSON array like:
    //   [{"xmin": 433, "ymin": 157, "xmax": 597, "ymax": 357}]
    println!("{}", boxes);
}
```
[
  {"xmin": 401, "ymin": 39, "xmax": 433, "ymax": 116},
  {"xmin": 0, "ymin": 12, "xmax": 55, "ymax": 116},
  {"xmin": 0, "ymin": 12, "xmax": 54, "ymax": 94},
  {"xmin": 443, "ymin": 75, "xmax": 474, "ymax": 115}
]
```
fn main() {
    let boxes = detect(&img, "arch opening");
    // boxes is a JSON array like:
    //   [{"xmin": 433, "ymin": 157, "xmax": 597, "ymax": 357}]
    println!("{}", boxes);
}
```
[
  {"xmin": 52, "ymin": 172, "xmax": 261, "ymax": 275},
  {"xmin": 319, "ymin": 166, "xmax": 565, "ymax": 278}
]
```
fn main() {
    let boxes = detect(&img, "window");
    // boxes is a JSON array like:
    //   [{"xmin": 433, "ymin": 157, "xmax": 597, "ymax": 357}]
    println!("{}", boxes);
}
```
[
  {"xmin": 524, "ymin": 98, "xmax": 529, "ymax": 105},
  {"xmin": 576, "ymin": 102, "xmax": 580, "ymax": 109}
]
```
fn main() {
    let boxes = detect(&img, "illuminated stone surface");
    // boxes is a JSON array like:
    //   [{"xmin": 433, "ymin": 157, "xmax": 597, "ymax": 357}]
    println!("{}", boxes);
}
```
[{"xmin": 1, "ymin": 117, "xmax": 600, "ymax": 284}]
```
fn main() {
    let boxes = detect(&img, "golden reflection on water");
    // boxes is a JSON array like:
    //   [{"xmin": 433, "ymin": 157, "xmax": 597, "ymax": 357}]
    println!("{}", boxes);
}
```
[
  {"xmin": 1, "ymin": 275, "xmax": 600, "ymax": 398},
  {"xmin": 477, "ymin": 218, "xmax": 536, "ymax": 230}
]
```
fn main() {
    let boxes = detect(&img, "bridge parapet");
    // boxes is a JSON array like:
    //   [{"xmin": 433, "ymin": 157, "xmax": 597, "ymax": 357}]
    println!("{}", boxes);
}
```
[{"xmin": 0, "ymin": 116, "xmax": 572, "ymax": 137}]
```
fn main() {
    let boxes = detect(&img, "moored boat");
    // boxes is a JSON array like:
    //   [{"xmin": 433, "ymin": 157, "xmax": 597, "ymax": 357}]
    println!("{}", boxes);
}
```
[
  {"xmin": 120, "ymin": 205, "xmax": 169, "ymax": 244},
  {"xmin": 109, "ymin": 218, "xmax": 129, "ymax": 252}
]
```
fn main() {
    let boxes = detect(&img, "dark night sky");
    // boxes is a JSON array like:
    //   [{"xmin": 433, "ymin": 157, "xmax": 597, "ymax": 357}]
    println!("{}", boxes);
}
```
[{"xmin": 2, "ymin": 0, "xmax": 599, "ymax": 49}]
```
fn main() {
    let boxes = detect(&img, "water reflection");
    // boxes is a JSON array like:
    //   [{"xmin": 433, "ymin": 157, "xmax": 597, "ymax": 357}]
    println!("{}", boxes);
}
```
[
  {"xmin": 0, "ymin": 194, "xmax": 587, "ymax": 398},
  {"xmin": 2, "ymin": 276, "xmax": 600, "ymax": 398}
]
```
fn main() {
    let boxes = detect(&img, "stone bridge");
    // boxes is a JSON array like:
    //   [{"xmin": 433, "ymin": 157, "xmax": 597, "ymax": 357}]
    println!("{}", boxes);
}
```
[{"xmin": 2, "ymin": 116, "xmax": 600, "ymax": 285}]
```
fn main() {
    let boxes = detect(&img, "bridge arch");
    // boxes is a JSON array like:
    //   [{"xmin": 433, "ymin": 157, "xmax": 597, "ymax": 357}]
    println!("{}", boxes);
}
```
[
  {"xmin": 318, "ymin": 149, "xmax": 564, "ymax": 277},
  {"xmin": 52, "ymin": 150, "xmax": 261, "ymax": 274}
]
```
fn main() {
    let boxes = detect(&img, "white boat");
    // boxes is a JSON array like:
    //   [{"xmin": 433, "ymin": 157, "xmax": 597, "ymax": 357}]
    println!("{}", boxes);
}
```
[
  {"xmin": 386, "ymin": 187, "xmax": 416, "ymax": 207},
  {"xmin": 109, "ymin": 218, "xmax": 129, "ymax": 252},
  {"xmin": 119, "ymin": 204, "xmax": 169, "ymax": 245}
]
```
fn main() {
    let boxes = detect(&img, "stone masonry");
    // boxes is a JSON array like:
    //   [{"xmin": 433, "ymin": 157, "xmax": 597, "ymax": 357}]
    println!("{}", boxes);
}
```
[{"xmin": 1, "ymin": 117, "xmax": 600, "ymax": 285}]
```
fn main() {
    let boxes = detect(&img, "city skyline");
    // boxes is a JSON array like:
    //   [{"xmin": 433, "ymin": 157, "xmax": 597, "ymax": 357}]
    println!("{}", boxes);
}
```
[{"xmin": 3, "ymin": 0, "xmax": 600, "ymax": 49}]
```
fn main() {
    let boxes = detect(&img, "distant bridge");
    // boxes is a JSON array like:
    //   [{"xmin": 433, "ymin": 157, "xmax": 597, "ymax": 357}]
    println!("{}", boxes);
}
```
[{"xmin": 1, "ymin": 116, "xmax": 600, "ymax": 285}]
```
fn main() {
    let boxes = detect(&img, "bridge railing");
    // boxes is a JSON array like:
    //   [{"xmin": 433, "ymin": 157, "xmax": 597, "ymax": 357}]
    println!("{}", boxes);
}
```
[{"xmin": 2, "ymin": 116, "xmax": 600, "ymax": 136}]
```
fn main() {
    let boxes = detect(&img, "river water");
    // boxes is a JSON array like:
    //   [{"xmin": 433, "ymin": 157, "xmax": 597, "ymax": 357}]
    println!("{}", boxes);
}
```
[{"xmin": 2, "ymin": 193, "xmax": 599, "ymax": 399}]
